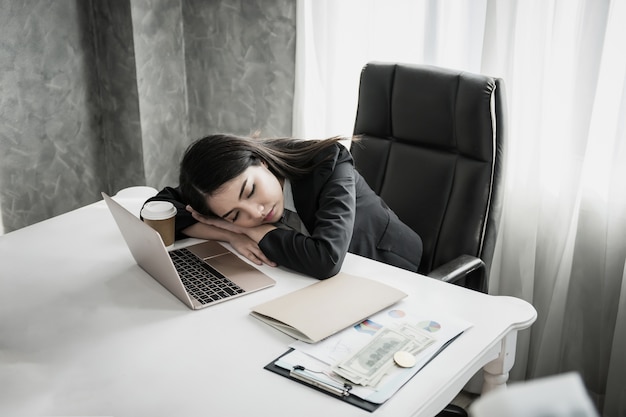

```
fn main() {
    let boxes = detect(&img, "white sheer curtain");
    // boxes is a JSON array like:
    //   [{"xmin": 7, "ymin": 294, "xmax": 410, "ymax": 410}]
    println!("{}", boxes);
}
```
[{"xmin": 293, "ymin": 1, "xmax": 626, "ymax": 415}]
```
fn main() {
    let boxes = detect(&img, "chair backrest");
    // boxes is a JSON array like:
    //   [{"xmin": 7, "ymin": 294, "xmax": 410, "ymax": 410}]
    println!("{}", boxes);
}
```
[{"xmin": 351, "ymin": 62, "xmax": 506, "ymax": 281}]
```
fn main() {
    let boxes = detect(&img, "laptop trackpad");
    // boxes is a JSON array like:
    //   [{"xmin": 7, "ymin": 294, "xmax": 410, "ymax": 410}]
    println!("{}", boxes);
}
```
[
  {"xmin": 208, "ymin": 253, "xmax": 275, "ymax": 292},
  {"xmin": 186, "ymin": 241, "xmax": 230, "ymax": 259},
  {"xmin": 185, "ymin": 241, "xmax": 275, "ymax": 292}
]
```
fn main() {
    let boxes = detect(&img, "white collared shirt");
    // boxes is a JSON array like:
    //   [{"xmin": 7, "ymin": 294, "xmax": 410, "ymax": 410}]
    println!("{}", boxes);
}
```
[{"xmin": 281, "ymin": 179, "xmax": 310, "ymax": 236}]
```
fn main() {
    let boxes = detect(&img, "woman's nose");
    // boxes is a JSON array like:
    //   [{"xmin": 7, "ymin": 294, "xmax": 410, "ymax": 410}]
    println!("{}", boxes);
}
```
[{"xmin": 243, "ymin": 202, "xmax": 265, "ymax": 219}]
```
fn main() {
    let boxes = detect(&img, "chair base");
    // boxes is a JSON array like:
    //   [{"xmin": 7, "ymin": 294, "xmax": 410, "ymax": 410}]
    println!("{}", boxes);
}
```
[{"xmin": 436, "ymin": 404, "xmax": 468, "ymax": 416}]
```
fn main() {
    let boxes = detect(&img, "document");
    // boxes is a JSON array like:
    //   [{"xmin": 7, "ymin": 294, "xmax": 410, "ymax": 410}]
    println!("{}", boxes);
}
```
[{"xmin": 269, "ymin": 300, "xmax": 472, "ymax": 406}]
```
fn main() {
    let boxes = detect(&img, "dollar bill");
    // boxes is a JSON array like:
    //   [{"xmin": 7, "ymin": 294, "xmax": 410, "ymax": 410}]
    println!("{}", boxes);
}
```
[
  {"xmin": 332, "ymin": 324, "xmax": 436, "ymax": 387},
  {"xmin": 334, "ymin": 327, "xmax": 411, "ymax": 384}
]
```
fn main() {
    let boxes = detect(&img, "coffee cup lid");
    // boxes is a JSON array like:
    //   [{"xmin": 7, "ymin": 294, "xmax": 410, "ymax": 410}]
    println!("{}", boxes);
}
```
[{"xmin": 141, "ymin": 201, "xmax": 177, "ymax": 220}]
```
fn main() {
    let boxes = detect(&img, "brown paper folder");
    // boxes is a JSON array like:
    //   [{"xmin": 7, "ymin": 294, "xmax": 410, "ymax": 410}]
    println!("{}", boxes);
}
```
[{"xmin": 250, "ymin": 273, "xmax": 407, "ymax": 343}]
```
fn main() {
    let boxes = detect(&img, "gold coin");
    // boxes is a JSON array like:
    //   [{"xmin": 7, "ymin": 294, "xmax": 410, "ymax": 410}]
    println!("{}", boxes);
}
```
[{"xmin": 394, "ymin": 351, "xmax": 416, "ymax": 368}]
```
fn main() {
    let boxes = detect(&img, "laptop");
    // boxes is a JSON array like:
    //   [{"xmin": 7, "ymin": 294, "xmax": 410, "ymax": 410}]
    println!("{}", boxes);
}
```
[{"xmin": 102, "ymin": 192, "xmax": 276, "ymax": 310}]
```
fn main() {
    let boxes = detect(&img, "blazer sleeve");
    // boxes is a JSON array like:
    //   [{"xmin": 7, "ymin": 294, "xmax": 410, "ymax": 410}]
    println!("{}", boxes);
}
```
[
  {"xmin": 142, "ymin": 186, "xmax": 197, "ymax": 240},
  {"xmin": 258, "ymin": 146, "xmax": 356, "ymax": 279}
]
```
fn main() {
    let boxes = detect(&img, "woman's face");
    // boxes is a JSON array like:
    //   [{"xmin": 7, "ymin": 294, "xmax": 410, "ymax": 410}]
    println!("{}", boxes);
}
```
[{"xmin": 206, "ymin": 162, "xmax": 284, "ymax": 227}]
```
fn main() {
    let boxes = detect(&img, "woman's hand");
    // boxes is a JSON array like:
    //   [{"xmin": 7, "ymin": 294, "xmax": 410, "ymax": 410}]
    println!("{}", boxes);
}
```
[
  {"xmin": 229, "ymin": 233, "xmax": 277, "ymax": 267},
  {"xmin": 186, "ymin": 205, "xmax": 247, "ymax": 234},
  {"xmin": 185, "ymin": 205, "xmax": 277, "ymax": 266},
  {"xmin": 186, "ymin": 205, "xmax": 277, "ymax": 243},
  {"xmin": 187, "ymin": 205, "xmax": 245, "ymax": 232}
]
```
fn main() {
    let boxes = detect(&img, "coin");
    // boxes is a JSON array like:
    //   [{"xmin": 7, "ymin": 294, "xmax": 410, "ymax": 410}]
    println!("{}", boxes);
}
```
[{"xmin": 393, "ymin": 351, "xmax": 416, "ymax": 368}]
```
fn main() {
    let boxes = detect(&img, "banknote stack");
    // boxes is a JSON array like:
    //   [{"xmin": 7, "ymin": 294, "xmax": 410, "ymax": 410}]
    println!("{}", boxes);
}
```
[{"xmin": 332, "ymin": 324, "xmax": 436, "ymax": 387}]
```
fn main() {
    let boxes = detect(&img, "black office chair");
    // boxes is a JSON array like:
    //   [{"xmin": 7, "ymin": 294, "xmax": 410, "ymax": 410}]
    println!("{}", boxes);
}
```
[{"xmin": 351, "ymin": 62, "xmax": 507, "ymax": 294}]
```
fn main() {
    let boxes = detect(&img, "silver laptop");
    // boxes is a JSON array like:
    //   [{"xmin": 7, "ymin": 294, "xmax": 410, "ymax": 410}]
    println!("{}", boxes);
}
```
[{"xmin": 102, "ymin": 192, "xmax": 276, "ymax": 310}]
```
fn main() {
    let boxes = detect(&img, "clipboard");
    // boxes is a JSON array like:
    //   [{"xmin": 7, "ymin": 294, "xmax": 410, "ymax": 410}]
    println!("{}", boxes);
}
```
[
  {"xmin": 264, "ymin": 349, "xmax": 381, "ymax": 412},
  {"xmin": 264, "ymin": 333, "xmax": 465, "ymax": 412}
]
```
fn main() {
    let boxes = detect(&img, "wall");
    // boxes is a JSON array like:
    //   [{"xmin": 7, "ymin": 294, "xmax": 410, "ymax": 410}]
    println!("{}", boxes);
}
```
[
  {"xmin": 0, "ymin": 0, "xmax": 296, "ymax": 234},
  {"xmin": 0, "ymin": 1, "xmax": 108, "ymax": 232}
]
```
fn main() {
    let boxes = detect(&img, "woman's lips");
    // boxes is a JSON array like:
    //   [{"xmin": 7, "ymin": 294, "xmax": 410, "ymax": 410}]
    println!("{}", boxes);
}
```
[{"xmin": 264, "ymin": 207, "xmax": 275, "ymax": 222}]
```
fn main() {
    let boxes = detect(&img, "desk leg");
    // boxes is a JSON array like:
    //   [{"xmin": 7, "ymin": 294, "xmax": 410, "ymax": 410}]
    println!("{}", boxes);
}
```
[{"xmin": 482, "ymin": 331, "xmax": 517, "ymax": 393}]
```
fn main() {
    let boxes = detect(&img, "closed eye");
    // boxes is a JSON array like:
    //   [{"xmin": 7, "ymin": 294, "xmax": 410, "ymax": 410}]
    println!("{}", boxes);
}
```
[
  {"xmin": 230, "ymin": 185, "xmax": 254, "ymax": 222},
  {"xmin": 223, "ymin": 180, "xmax": 255, "ymax": 223}
]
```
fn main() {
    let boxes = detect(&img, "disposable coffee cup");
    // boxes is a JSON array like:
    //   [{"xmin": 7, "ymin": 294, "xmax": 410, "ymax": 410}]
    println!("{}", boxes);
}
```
[{"xmin": 141, "ymin": 201, "xmax": 176, "ymax": 247}]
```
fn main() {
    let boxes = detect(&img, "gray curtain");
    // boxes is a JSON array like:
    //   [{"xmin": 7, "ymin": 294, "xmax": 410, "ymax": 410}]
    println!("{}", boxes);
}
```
[{"xmin": 0, "ymin": 0, "xmax": 296, "ymax": 234}]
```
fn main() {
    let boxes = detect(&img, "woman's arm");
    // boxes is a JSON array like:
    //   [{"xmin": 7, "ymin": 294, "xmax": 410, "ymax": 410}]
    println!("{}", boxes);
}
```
[
  {"xmin": 182, "ymin": 222, "xmax": 276, "ymax": 267},
  {"xmin": 258, "ymin": 148, "xmax": 357, "ymax": 279},
  {"xmin": 186, "ymin": 206, "xmax": 278, "ymax": 244},
  {"xmin": 145, "ymin": 187, "xmax": 276, "ymax": 266}
]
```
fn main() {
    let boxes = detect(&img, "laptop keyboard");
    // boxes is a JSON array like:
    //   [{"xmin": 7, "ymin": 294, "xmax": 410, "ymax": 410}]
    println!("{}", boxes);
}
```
[{"xmin": 169, "ymin": 248, "xmax": 245, "ymax": 305}]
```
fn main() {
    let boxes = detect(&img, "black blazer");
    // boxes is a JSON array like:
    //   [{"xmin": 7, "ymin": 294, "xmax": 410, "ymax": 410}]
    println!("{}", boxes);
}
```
[{"xmin": 146, "ymin": 144, "xmax": 422, "ymax": 279}]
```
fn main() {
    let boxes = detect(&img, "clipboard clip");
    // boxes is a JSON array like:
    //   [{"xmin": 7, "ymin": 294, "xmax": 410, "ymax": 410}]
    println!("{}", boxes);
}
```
[{"xmin": 290, "ymin": 365, "xmax": 352, "ymax": 397}]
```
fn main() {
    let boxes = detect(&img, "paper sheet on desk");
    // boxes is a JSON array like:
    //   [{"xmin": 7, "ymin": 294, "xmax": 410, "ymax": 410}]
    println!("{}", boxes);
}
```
[{"xmin": 276, "ymin": 300, "xmax": 473, "ymax": 404}]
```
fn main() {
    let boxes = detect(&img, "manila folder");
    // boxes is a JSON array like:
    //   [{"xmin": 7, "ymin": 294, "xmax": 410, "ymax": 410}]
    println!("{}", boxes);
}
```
[{"xmin": 250, "ymin": 272, "xmax": 407, "ymax": 343}]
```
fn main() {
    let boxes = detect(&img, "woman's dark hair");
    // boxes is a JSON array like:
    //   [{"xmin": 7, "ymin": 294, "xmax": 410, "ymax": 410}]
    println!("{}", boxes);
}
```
[{"xmin": 179, "ymin": 134, "xmax": 347, "ymax": 215}]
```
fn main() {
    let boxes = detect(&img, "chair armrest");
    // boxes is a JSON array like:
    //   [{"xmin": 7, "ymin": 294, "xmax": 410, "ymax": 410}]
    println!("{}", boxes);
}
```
[{"xmin": 427, "ymin": 254, "xmax": 486, "ymax": 292}]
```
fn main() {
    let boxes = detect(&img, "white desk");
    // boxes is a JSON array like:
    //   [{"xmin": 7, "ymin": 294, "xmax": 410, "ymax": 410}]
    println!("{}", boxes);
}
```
[{"xmin": 0, "ymin": 188, "xmax": 536, "ymax": 417}]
